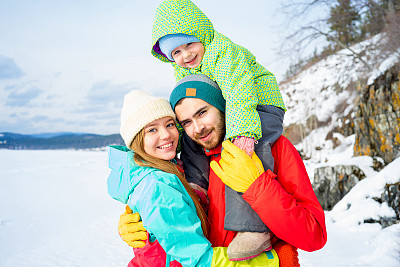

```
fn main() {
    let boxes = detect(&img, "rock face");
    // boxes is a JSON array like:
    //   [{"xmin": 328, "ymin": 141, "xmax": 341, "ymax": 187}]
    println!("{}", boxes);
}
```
[
  {"xmin": 311, "ymin": 67, "xmax": 400, "ymax": 227},
  {"xmin": 380, "ymin": 182, "xmax": 400, "ymax": 227},
  {"xmin": 313, "ymin": 165, "xmax": 366, "ymax": 210},
  {"xmin": 353, "ymin": 68, "xmax": 400, "ymax": 164},
  {"xmin": 283, "ymin": 62, "xmax": 400, "ymax": 227}
]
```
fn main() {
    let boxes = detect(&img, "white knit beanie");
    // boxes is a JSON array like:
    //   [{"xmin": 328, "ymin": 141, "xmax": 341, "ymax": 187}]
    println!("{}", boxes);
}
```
[{"xmin": 120, "ymin": 90, "xmax": 176, "ymax": 148}]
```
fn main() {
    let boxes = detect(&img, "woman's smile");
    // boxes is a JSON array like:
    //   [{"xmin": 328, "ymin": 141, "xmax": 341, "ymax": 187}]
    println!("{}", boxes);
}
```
[{"xmin": 158, "ymin": 142, "xmax": 174, "ymax": 150}]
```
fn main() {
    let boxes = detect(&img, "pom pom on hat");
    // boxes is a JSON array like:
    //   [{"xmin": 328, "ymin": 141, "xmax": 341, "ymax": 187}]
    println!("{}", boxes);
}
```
[
  {"xmin": 158, "ymin": 33, "xmax": 200, "ymax": 61},
  {"xmin": 120, "ymin": 90, "xmax": 175, "ymax": 148}
]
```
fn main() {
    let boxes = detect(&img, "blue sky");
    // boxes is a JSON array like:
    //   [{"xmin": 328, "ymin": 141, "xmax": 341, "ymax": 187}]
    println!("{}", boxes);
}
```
[{"xmin": 0, "ymin": 0, "xmax": 327, "ymax": 135}]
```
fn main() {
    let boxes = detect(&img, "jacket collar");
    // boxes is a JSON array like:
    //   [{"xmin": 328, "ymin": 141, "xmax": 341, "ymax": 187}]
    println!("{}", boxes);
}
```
[{"xmin": 204, "ymin": 143, "xmax": 222, "ymax": 156}]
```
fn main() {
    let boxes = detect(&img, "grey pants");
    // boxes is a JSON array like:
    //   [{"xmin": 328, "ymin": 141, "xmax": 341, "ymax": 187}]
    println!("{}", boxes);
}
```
[
  {"xmin": 224, "ymin": 105, "xmax": 285, "ymax": 232},
  {"xmin": 180, "ymin": 105, "xmax": 285, "ymax": 232}
]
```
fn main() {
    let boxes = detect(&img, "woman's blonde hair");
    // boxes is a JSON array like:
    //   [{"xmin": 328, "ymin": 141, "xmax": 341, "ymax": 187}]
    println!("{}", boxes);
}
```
[{"xmin": 131, "ymin": 129, "xmax": 209, "ymax": 238}]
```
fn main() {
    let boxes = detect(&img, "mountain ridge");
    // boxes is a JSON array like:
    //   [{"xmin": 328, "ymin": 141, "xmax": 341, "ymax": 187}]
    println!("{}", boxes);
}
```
[{"xmin": 0, "ymin": 132, "xmax": 123, "ymax": 150}]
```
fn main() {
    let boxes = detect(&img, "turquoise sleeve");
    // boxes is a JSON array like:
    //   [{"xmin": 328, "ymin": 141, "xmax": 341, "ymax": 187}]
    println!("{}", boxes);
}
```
[{"xmin": 131, "ymin": 172, "xmax": 213, "ymax": 266}]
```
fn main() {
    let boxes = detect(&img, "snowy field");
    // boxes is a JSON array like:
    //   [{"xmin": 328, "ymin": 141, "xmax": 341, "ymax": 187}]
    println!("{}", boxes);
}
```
[
  {"xmin": 0, "ymin": 149, "xmax": 132, "ymax": 266},
  {"xmin": 0, "ymin": 146, "xmax": 399, "ymax": 267}
]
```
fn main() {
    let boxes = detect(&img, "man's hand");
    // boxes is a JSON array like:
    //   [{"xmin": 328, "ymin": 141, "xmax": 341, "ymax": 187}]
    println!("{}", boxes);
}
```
[
  {"xmin": 118, "ymin": 205, "xmax": 147, "ymax": 248},
  {"xmin": 210, "ymin": 140, "xmax": 264, "ymax": 192}
]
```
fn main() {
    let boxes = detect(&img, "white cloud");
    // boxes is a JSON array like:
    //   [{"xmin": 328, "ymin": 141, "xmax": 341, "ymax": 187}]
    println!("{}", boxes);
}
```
[{"xmin": 0, "ymin": 0, "xmax": 324, "ymax": 134}]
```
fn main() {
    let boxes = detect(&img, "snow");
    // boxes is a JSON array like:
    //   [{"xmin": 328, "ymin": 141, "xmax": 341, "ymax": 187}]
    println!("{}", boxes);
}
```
[
  {"xmin": 0, "ymin": 149, "xmax": 132, "ymax": 267},
  {"xmin": 329, "ymin": 156, "xmax": 400, "ymax": 226},
  {"xmin": 300, "ymin": 219, "xmax": 400, "ymax": 267},
  {"xmin": 298, "ymin": 135, "xmax": 400, "ymax": 266},
  {"xmin": 281, "ymin": 33, "xmax": 399, "ymax": 135},
  {"xmin": 301, "ymin": 135, "xmax": 378, "ymax": 182},
  {"xmin": 0, "ymin": 144, "xmax": 399, "ymax": 266},
  {"xmin": 367, "ymin": 46, "xmax": 400, "ymax": 85},
  {"xmin": 1, "ymin": 32, "xmax": 399, "ymax": 265},
  {"xmin": 277, "ymin": 33, "xmax": 400, "ymax": 266}
]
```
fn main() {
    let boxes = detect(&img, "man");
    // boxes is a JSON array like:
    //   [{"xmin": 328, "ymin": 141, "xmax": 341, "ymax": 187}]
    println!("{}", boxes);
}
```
[{"xmin": 118, "ymin": 75, "xmax": 327, "ymax": 266}]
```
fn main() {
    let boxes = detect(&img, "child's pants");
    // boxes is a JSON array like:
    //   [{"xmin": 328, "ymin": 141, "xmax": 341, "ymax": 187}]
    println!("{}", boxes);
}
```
[
  {"xmin": 181, "ymin": 105, "xmax": 285, "ymax": 233},
  {"xmin": 224, "ymin": 105, "xmax": 285, "ymax": 232}
]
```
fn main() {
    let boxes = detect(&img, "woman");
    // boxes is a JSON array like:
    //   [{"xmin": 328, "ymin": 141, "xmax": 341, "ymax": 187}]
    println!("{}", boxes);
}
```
[{"xmin": 107, "ymin": 90, "xmax": 278, "ymax": 266}]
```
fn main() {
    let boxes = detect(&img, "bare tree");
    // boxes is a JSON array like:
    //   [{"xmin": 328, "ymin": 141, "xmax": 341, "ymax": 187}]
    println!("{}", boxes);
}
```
[
  {"xmin": 278, "ymin": 0, "xmax": 332, "ymax": 61},
  {"xmin": 278, "ymin": 0, "xmax": 400, "ymax": 77}
]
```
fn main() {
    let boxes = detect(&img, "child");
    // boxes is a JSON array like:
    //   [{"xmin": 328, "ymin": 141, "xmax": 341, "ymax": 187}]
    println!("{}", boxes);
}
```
[
  {"xmin": 150, "ymin": 0, "xmax": 286, "ymax": 261},
  {"xmin": 107, "ymin": 90, "xmax": 279, "ymax": 266}
]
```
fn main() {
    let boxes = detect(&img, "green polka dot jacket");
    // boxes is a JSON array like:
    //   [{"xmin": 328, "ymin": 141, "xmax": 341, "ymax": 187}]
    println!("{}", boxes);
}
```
[{"xmin": 151, "ymin": 0, "xmax": 286, "ymax": 140}]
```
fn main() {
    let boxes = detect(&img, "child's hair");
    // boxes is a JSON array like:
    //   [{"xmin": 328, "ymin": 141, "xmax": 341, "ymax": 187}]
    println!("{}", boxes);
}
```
[{"xmin": 131, "ymin": 129, "xmax": 209, "ymax": 238}]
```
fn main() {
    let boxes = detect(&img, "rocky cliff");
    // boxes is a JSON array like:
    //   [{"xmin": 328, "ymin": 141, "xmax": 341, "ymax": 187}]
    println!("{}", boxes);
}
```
[
  {"xmin": 353, "ymin": 67, "xmax": 400, "ymax": 164},
  {"xmin": 280, "ymin": 35, "xmax": 400, "ymax": 228},
  {"xmin": 311, "ymin": 68, "xmax": 400, "ymax": 227}
]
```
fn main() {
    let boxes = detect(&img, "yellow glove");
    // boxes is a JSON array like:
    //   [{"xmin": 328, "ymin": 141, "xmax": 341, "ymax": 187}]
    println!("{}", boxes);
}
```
[
  {"xmin": 210, "ymin": 140, "xmax": 264, "ymax": 193},
  {"xmin": 118, "ymin": 205, "xmax": 147, "ymax": 248}
]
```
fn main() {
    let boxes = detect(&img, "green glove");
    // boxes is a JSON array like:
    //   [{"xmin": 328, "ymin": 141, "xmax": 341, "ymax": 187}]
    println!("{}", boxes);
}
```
[
  {"xmin": 118, "ymin": 205, "xmax": 148, "ymax": 248},
  {"xmin": 210, "ymin": 140, "xmax": 264, "ymax": 193}
]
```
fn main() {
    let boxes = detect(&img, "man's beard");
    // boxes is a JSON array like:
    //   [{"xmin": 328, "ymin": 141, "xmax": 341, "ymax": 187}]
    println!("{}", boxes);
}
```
[{"xmin": 193, "ymin": 111, "xmax": 225, "ymax": 150}]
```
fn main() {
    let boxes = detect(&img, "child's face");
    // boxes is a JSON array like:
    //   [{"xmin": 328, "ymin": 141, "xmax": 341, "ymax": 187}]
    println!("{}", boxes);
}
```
[
  {"xmin": 143, "ymin": 116, "xmax": 179, "ymax": 161},
  {"xmin": 171, "ymin": 42, "xmax": 205, "ymax": 69}
]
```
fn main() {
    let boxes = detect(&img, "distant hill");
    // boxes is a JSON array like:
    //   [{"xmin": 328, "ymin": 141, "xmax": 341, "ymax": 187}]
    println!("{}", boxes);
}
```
[
  {"xmin": 29, "ymin": 132, "xmax": 90, "ymax": 139},
  {"xmin": 0, "ymin": 132, "xmax": 124, "ymax": 150}
]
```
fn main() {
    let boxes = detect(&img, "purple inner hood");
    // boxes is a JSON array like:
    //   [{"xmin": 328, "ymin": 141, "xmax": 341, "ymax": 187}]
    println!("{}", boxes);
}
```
[{"xmin": 153, "ymin": 41, "xmax": 172, "ymax": 62}]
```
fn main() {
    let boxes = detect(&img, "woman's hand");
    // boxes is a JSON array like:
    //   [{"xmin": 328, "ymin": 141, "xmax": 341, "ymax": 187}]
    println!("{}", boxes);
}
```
[
  {"xmin": 210, "ymin": 140, "xmax": 264, "ymax": 193},
  {"xmin": 118, "ymin": 205, "xmax": 147, "ymax": 248}
]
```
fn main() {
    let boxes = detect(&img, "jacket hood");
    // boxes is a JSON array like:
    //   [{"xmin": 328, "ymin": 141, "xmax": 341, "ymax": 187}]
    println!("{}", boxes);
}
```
[
  {"xmin": 151, "ymin": 0, "xmax": 214, "ymax": 62},
  {"xmin": 107, "ymin": 145, "xmax": 154, "ymax": 204}
]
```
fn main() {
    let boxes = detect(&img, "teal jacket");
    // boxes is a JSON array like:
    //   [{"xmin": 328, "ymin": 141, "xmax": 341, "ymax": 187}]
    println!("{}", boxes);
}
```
[
  {"xmin": 151, "ymin": 0, "xmax": 286, "ymax": 140},
  {"xmin": 107, "ymin": 146, "xmax": 213, "ymax": 266}
]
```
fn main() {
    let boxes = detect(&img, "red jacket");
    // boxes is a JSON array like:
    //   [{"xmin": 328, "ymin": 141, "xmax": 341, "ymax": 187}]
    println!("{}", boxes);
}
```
[
  {"xmin": 206, "ymin": 136, "xmax": 327, "ymax": 252},
  {"xmin": 128, "ymin": 136, "xmax": 326, "ymax": 266}
]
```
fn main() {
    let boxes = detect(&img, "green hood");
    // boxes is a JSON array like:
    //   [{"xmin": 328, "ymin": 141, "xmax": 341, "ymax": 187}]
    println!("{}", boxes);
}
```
[{"xmin": 151, "ymin": 0, "xmax": 214, "ymax": 62}]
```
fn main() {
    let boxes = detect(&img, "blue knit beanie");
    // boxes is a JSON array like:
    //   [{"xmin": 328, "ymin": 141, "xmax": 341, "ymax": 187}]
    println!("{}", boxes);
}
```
[
  {"xmin": 170, "ymin": 74, "xmax": 226, "ymax": 113},
  {"xmin": 158, "ymin": 33, "xmax": 200, "ymax": 61}
]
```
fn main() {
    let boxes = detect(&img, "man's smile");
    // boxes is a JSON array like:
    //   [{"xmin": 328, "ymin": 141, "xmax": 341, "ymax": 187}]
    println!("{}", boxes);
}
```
[{"xmin": 199, "ymin": 131, "xmax": 212, "ymax": 142}]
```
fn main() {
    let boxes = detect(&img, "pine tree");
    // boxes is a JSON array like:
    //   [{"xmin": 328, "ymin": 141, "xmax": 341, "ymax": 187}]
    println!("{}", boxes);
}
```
[{"xmin": 328, "ymin": 0, "xmax": 361, "ymax": 49}]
